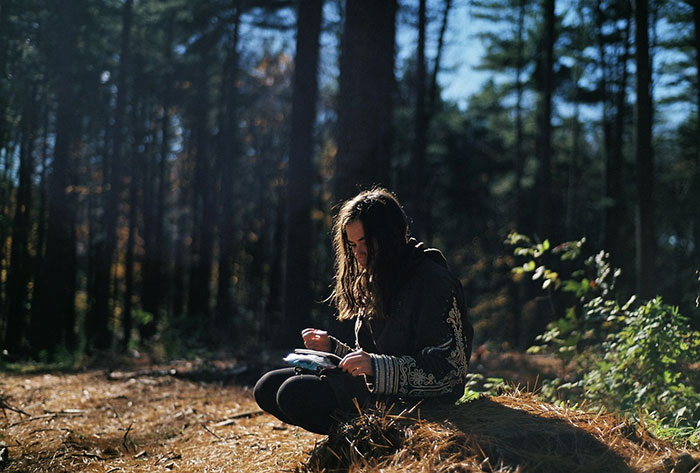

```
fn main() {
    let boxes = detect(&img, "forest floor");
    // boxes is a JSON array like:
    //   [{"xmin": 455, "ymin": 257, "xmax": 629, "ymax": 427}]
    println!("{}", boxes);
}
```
[{"xmin": 0, "ymin": 351, "xmax": 698, "ymax": 473}]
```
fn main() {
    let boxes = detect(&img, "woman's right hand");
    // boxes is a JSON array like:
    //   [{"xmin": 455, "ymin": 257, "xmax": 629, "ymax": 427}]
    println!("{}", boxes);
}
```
[{"xmin": 301, "ymin": 328, "xmax": 331, "ymax": 352}]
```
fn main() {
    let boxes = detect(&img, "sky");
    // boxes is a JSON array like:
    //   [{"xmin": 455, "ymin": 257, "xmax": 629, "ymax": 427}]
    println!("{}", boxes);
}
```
[
  {"xmin": 396, "ymin": 1, "xmax": 491, "ymax": 110},
  {"xmin": 311, "ymin": 0, "xmax": 492, "ymax": 111},
  {"xmin": 248, "ymin": 1, "xmax": 691, "ymax": 126}
]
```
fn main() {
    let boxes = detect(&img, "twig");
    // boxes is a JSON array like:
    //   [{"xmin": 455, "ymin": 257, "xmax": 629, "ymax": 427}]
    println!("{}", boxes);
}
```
[
  {"xmin": 230, "ymin": 410, "xmax": 264, "ymax": 420},
  {"xmin": 200, "ymin": 423, "xmax": 224, "ymax": 441},
  {"xmin": 106, "ymin": 403, "xmax": 121, "ymax": 419},
  {"xmin": 122, "ymin": 423, "xmax": 133, "ymax": 452},
  {"xmin": 45, "ymin": 409, "xmax": 85, "ymax": 414},
  {"xmin": 0, "ymin": 395, "xmax": 31, "ymax": 417},
  {"xmin": 9, "ymin": 411, "xmax": 84, "ymax": 428},
  {"xmin": 78, "ymin": 451, "xmax": 103, "ymax": 460},
  {"xmin": 107, "ymin": 368, "xmax": 177, "ymax": 381}
]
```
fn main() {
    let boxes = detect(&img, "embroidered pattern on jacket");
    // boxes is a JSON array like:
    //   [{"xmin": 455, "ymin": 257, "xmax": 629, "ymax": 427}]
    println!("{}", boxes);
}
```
[
  {"xmin": 332, "ymin": 337, "xmax": 352, "ymax": 358},
  {"xmin": 446, "ymin": 296, "xmax": 469, "ymax": 379},
  {"xmin": 370, "ymin": 295, "xmax": 469, "ymax": 397}
]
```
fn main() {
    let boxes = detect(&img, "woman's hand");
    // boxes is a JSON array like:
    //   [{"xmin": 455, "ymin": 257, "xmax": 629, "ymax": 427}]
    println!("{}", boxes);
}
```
[
  {"xmin": 339, "ymin": 350, "xmax": 374, "ymax": 377},
  {"xmin": 301, "ymin": 328, "xmax": 331, "ymax": 352}
]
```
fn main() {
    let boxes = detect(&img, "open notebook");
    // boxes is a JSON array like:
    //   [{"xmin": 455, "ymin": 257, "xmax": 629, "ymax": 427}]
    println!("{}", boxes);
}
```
[{"xmin": 283, "ymin": 348, "xmax": 342, "ymax": 373}]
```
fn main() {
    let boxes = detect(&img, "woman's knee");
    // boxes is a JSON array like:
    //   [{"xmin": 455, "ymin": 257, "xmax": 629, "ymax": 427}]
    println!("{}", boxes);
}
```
[
  {"xmin": 254, "ymin": 368, "xmax": 296, "ymax": 412},
  {"xmin": 276, "ymin": 375, "xmax": 337, "ymax": 429}
]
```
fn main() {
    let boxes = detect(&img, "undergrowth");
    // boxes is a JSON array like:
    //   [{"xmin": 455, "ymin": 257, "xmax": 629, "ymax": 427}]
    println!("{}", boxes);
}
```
[{"xmin": 507, "ymin": 232, "xmax": 700, "ymax": 447}]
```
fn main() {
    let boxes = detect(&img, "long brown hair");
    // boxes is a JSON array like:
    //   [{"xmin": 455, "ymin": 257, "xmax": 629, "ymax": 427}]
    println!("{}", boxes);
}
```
[{"xmin": 330, "ymin": 188, "xmax": 409, "ymax": 320}]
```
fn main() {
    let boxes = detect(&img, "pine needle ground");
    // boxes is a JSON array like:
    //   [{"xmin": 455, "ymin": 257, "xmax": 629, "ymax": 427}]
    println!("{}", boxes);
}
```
[
  {"xmin": 1, "ymin": 359, "xmax": 698, "ymax": 473},
  {"xmin": 299, "ymin": 391, "xmax": 700, "ymax": 473}
]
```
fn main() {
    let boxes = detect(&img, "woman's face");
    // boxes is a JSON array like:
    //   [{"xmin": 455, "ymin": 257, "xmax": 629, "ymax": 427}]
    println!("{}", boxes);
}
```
[{"xmin": 345, "ymin": 220, "xmax": 368, "ymax": 269}]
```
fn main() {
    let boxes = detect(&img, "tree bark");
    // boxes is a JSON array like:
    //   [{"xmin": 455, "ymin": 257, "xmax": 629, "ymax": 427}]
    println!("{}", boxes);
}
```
[
  {"xmin": 610, "ymin": 3, "xmax": 631, "ymax": 263},
  {"xmin": 215, "ymin": 7, "xmax": 242, "ymax": 343},
  {"xmin": 32, "ymin": 1, "xmax": 80, "ymax": 357},
  {"xmin": 410, "ymin": 0, "xmax": 428, "ymax": 237},
  {"xmin": 187, "ymin": 42, "xmax": 216, "ymax": 326},
  {"xmin": 87, "ymin": 0, "xmax": 133, "ymax": 351},
  {"xmin": 598, "ymin": 0, "xmax": 632, "ymax": 264},
  {"xmin": 428, "ymin": 0, "xmax": 452, "ymax": 114},
  {"xmin": 0, "ymin": 0, "xmax": 10, "ymax": 154},
  {"xmin": 335, "ymin": 0, "xmax": 397, "ymax": 201},
  {"xmin": 536, "ymin": 0, "xmax": 556, "ymax": 239},
  {"xmin": 514, "ymin": 0, "xmax": 526, "ymax": 232},
  {"xmin": 30, "ymin": 96, "xmax": 50, "ymax": 345},
  {"xmin": 141, "ymin": 16, "xmax": 174, "ymax": 340},
  {"xmin": 281, "ymin": 0, "xmax": 323, "ymax": 345},
  {"xmin": 595, "ymin": 0, "xmax": 613, "ymax": 251},
  {"xmin": 691, "ymin": 0, "xmax": 700, "ymax": 270},
  {"xmin": 122, "ymin": 151, "xmax": 138, "ymax": 351},
  {"xmin": 4, "ymin": 83, "xmax": 37, "ymax": 356},
  {"xmin": 634, "ymin": 0, "xmax": 655, "ymax": 299}
]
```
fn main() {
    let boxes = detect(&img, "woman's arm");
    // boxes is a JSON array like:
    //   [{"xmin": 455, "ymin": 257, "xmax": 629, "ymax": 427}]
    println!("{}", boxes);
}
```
[{"xmin": 368, "ymin": 284, "xmax": 473, "ymax": 398}]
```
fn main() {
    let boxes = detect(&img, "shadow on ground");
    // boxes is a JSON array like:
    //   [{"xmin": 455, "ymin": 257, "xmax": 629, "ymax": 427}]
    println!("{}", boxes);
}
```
[{"xmin": 300, "ymin": 393, "xmax": 698, "ymax": 473}]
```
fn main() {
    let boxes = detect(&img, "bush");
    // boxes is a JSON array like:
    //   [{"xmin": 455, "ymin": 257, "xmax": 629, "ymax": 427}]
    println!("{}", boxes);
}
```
[
  {"xmin": 507, "ymin": 233, "xmax": 700, "ymax": 445},
  {"xmin": 585, "ymin": 298, "xmax": 700, "ymax": 431}
]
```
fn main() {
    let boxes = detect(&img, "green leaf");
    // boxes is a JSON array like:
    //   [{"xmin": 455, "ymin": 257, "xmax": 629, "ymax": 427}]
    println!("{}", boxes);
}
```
[
  {"xmin": 457, "ymin": 389, "xmax": 482, "ymax": 404},
  {"xmin": 663, "ymin": 370, "xmax": 673, "ymax": 384},
  {"xmin": 533, "ymin": 265, "xmax": 545, "ymax": 280}
]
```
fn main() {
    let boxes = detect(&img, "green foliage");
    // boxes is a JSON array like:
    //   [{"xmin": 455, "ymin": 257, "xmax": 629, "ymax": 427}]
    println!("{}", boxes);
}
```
[
  {"xmin": 585, "ymin": 298, "xmax": 700, "ymax": 433},
  {"xmin": 508, "ymin": 232, "xmax": 700, "ymax": 446},
  {"xmin": 457, "ymin": 372, "xmax": 510, "ymax": 405}
]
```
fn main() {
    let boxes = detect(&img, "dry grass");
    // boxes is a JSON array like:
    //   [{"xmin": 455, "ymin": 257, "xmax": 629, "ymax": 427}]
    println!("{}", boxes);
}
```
[
  {"xmin": 1, "ymin": 360, "xmax": 698, "ymax": 473},
  {"xmin": 298, "ymin": 392, "xmax": 700, "ymax": 473},
  {"xmin": 0, "ymin": 362, "xmax": 321, "ymax": 472}
]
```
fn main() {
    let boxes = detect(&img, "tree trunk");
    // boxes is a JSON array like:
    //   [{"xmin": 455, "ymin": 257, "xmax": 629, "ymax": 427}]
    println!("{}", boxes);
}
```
[
  {"xmin": 0, "ymin": 0, "xmax": 10, "ymax": 154},
  {"xmin": 634, "ymin": 0, "xmax": 655, "ymax": 299},
  {"xmin": 595, "ymin": 0, "xmax": 613, "ymax": 251},
  {"xmin": 122, "ymin": 154, "xmax": 138, "ymax": 351},
  {"xmin": 514, "ymin": 0, "xmax": 526, "ymax": 232},
  {"xmin": 609, "ymin": 3, "xmax": 631, "ymax": 265},
  {"xmin": 428, "ymin": 0, "xmax": 452, "ymax": 115},
  {"xmin": 410, "ymin": 0, "xmax": 428, "ymax": 237},
  {"xmin": 31, "ymin": 3, "xmax": 80, "ymax": 356},
  {"xmin": 335, "ymin": 0, "xmax": 397, "ymax": 201},
  {"xmin": 172, "ymin": 179, "xmax": 190, "ymax": 321},
  {"xmin": 268, "ymin": 194, "xmax": 286, "ymax": 341},
  {"xmin": 280, "ymin": 0, "xmax": 323, "ymax": 345},
  {"xmin": 691, "ymin": 0, "xmax": 700, "ymax": 270},
  {"xmin": 30, "ymin": 97, "xmax": 50, "ymax": 344},
  {"xmin": 4, "ymin": 83, "xmax": 37, "ymax": 356},
  {"xmin": 0, "ymin": 0, "xmax": 9, "ymax": 335},
  {"xmin": 87, "ymin": 0, "xmax": 133, "ymax": 351},
  {"xmin": 141, "ymin": 17, "xmax": 174, "ymax": 340},
  {"xmin": 187, "ymin": 46, "xmax": 216, "ymax": 327},
  {"xmin": 536, "ymin": 0, "xmax": 556, "ymax": 239},
  {"xmin": 215, "ymin": 7, "xmax": 242, "ymax": 344}
]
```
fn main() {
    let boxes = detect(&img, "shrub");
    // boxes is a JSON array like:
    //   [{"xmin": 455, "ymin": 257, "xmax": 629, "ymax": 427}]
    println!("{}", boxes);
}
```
[
  {"xmin": 585, "ymin": 297, "xmax": 700, "ymax": 432},
  {"xmin": 507, "ymin": 232, "xmax": 700, "ymax": 445}
]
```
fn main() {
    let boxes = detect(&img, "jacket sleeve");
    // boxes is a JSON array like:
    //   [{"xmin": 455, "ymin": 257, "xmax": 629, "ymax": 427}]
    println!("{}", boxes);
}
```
[
  {"xmin": 368, "ymin": 282, "xmax": 471, "ymax": 398},
  {"xmin": 329, "ymin": 336, "xmax": 353, "ymax": 358}
]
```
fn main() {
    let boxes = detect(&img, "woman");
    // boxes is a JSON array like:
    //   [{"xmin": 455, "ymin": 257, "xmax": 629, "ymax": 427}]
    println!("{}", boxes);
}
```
[{"xmin": 254, "ymin": 188, "xmax": 473, "ymax": 434}]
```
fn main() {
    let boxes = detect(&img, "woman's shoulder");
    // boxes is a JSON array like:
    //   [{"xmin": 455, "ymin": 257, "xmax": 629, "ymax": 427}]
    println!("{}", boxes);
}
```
[{"xmin": 401, "ymin": 245, "xmax": 460, "ymax": 298}]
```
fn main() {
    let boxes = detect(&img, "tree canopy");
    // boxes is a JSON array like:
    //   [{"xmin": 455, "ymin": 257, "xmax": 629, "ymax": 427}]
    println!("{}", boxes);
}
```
[{"xmin": 0, "ymin": 0, "xmax": 698, "ymax": 360}]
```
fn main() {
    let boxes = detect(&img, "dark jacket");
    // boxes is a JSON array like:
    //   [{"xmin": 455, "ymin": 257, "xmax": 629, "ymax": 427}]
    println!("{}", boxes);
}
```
[{"xmin": 330, "ymin": 239, "xmax": 474, "ymax": 400}]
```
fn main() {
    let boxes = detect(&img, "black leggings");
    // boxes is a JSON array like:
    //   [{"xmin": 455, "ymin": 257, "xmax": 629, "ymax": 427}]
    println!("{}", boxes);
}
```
[{"xmin": 254, "ymin": 368, "xmax": 368, "ymax": 435}]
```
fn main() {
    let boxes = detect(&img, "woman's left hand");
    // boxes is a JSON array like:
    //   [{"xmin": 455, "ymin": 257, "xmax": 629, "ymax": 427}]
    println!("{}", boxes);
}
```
[{"xmin": 339, "ymin": 350, "xmax": 374, "ymax": 377}]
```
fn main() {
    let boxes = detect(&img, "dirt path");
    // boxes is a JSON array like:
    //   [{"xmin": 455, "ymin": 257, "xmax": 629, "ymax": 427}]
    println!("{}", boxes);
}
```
[{"xmin": 1, "ymin": 366, "xmax": 320, "ymax": 472}]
